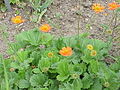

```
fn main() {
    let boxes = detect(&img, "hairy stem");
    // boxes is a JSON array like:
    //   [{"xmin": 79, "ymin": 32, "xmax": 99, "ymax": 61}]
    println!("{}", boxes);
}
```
[{"xmin": 2, "ymin": 57, "xmax": 10, "ymax": 90}]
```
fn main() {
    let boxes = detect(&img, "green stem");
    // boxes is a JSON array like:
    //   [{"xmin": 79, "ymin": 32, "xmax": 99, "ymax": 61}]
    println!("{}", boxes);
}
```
[{"xmin": 2, "ymin": 57, "xmax": 10, "ymax": 90}]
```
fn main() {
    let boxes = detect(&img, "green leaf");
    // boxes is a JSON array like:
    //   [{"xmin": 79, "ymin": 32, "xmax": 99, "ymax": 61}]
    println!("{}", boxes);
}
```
[
  {"xmin": 0, "ymin": 79, "xmax": 6, "ymax": 90},
  {"xmin": 7, "ymin": 42, "xmax": 23, "ymax": 54},
  {"xmin": 25, "ymin": 70, "xmax": 32, "ymax": 81},
  {"xmin": 30, "ymin": 74, "xmax": 47, "ymax": 87},
  {"xmin": 54, "ymin": 38, "xmax": 66, "ymax": 50},
  {"xmin": 16, "ymin": 51, "xmax": 28, "ymax": 62},
  {"xmin": 81, "ymin": 55, "xmax": 91, "ymax": 63},
  {"xmin": 31, "ymin": 87, "xmax": 48, "ymax": 90},
  {"xmin": 57, "ymin": 61, "xmax": 70, "ymax": 81},
  {"xmin": 78, "ymin": 32, "xmax": 90, "ymax": 38},
  {"xmin": 0, "ymin": 4, "xmax": 7, "ymax": 12},
  {"xmin": 89, "ymin": 79, "xmax": 102, "ymax": 90},
  {"xmin": 40, "ymin": 88, "xmax": 48, "ymax": 90},
  {"xmin": 16, "ymin": 29, "xmax": 41, "ymax": 46},
  {"xmin": 10, "ymin": 0, "xmax": 18, "ymax": 4},
  {"xmin": 30, "ymin": 51, "xmax": 42, "ymax": 65},
  {"xmin": 41, "ymin": 0, "xmax": 53, "ymax": 11},
  {"xmin": 72, "ymin": 79, "xmax": 83, "ymax": 90},
  {"xmin": 40, "ymin": 33, "xmax": 53, "ymax": 45},
  {"xmin": 57, "ymin": 75, "xmax": 69, "ymax": 82},
  {"xmin": 89, "ymin": 60, "xmax": 99, "ymax": 74},
  {"xmin": 82, "ymin": 73, "xmax": 94, "ymax": 89},
  {"xmin": 32, "ymin": 68, "xmax": 41, "ymax": 74},
  {"xmin": 30, "ymin": 0, "xmax": 41, "ymax": 11},
  {"xmin": 110, "ymin": 62, "xmax": 120, "ymax": 72},
  {"xmin": 10, "ymin": 62, "xmax": 19, "ymax": 69},
  {"xmin": 108, "ymin": 79, "xmax": 120, "ymax": 90},
  {"xmin": 60, "ymin": 82, "xmax": 73, "ymax": 90},
  {"xmin": 72, "ymin": 63, "xmax": 86, "ymax": 75},
  {"xmin": 37, "ymin": 9, "xmax": 47, "ymax": 23},
  {"xmin": 18, "ymin": 79, "xmax": 30, "ymax": 88},
  {"xmin": 39, "ymin": 58, "xmax": 51, "ymax": 72},
  {"xmin": 99, "ymin": 62, "xmax": 117, "ymax": 80},
  {"xmin": 16, "ymin": 28, "xmax": 53, "ymax": 46},
  {"xmin": 63, "ymin": 37, "xmax": 77, "ymax": 47},
  {"xmin": 60, "ymin": 79, "xmax": 83, "ymax": 90},
  {"xmin": 49, "ymin": 80, "xmax": 59, "ymax": 90},
  {"xmin": 0, "ymin": 63, "xmax": 3, "ymax": 73}
]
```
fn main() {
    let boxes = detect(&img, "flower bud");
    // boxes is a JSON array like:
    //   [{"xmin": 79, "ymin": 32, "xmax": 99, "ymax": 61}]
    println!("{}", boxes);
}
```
[
  {"xmin": 10, "ymin": 68, "xmax": 15, "ymax": 72},
  {"xmin": 42, "ymin": 67, "xmax": 49, "ymax": 72},
  {"xmin": 71, "ymin": 73, "xmax": 79, "ymax": 79},
  {"xmin": 104, "ymin": 82, "xmax": 110, "ymax": 87}
]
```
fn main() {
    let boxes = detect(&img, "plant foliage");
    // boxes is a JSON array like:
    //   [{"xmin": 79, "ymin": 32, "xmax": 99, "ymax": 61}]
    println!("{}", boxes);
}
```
[{"xmin": 0, "ymin": 28, "xmax": 120, "ymax": 90}]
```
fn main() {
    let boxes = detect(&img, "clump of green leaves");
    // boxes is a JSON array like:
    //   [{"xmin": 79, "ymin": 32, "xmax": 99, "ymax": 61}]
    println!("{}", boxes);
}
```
[
  {"xmin": 29, "ymin": 0, "xmax": 53, "ymax": 23},
  {"xmin": 0, "ymin": 4, "xmax": 7, "ymax": 12},
  {"xmin": 0, "ymin": 28, "xmax": 120, "ymax": 90}
]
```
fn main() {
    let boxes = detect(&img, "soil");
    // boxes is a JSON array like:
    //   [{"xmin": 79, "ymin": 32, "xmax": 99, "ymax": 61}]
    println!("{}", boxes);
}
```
[{"xmin": 0, "ymin": 0, "xmax": 120, "ymax": 58}]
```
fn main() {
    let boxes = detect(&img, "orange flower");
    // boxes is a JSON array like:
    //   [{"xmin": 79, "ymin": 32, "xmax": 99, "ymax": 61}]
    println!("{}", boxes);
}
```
[
  {"xmin": 92, "ymin": 3, "xmax": 105, "ymax": 13},
  {"xmin": 59, "ymin": 47, "xmax": 73, "ymax": 56},
  {"xmin": 39, "ymin": 24, "xmax": 51, "ymax": 32},
  {"xmin": 11, "ymin": 16, "xmax": 25, "ymax": 24},
  {"xmin": 108, "ymin": 2, "xmax": 120, "ymax": 10},
  {"xmin": 48, "ymin": 52, "xmax": 54, "ymax": 58}
]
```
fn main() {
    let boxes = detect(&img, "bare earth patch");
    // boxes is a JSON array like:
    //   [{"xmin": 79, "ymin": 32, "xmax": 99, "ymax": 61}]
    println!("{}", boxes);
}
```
[{"xmin": 0, "ymin": 0, "xmax": 120, "ymax": 57}]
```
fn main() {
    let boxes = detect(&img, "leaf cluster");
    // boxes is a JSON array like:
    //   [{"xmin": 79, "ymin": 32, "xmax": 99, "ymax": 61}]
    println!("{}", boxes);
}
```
[{"xmin": 0, "ymin": 28, "xmax": 120, "ymax": 90}]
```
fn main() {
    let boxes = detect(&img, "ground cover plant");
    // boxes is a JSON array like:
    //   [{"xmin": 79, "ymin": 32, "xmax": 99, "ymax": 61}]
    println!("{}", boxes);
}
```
[
  {"xmin": 0, "ymin": 27, "xmax": 120, "ymax": 90},
  {"xmin": 0, "ymin": 0, "xmax": 120, "ymax": 90}
]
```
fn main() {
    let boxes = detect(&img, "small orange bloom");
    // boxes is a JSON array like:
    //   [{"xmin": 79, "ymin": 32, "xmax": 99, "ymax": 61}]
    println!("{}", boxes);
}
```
[
  {"xmin": 11, "ymin": 16, "xmax": 25, "ymax": 24},
  {"xmin": 39, "ymin": 24, "xmax": 51, "ymax": 32},
  {"xmin": 59, "ymin": 47, "xmax": 73, "ymax": 56},
  {"xmin": 92, "ymin": 3, "xmax": 105, "ymax": 13},
  {"xmin": 108, "ymin": 2, "xmax": 120, "ymax": 10},
  {"xmin": 48, "ymin": 52, "xmax": 54, "ymax": 58}
]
